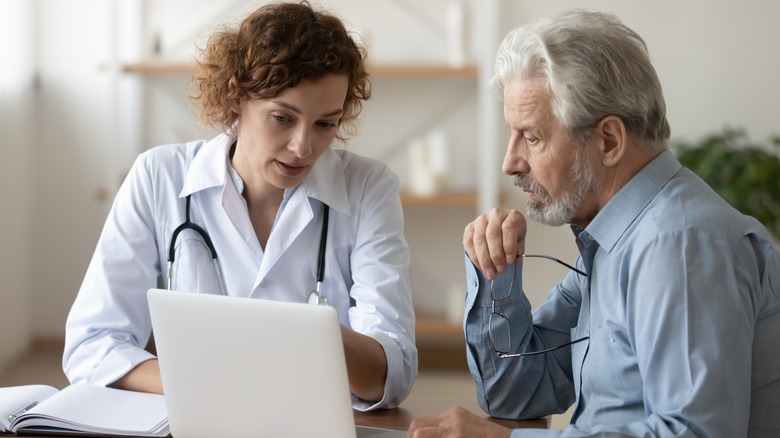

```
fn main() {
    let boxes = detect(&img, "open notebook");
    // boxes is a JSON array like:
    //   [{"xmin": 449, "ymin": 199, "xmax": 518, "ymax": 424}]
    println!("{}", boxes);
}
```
[
  {"xmin": 0, "ymin": 383, "xmax": 168, "ymax": 436},
  {"xmin": 147, "ymin": 289, "xmax": 404, "ymax": 438}
]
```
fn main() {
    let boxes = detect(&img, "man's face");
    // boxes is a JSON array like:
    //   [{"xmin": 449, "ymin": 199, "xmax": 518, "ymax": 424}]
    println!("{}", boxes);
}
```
[{"xmin": 501, "ymin": 77, "xmax": 600, "ymax": 227}]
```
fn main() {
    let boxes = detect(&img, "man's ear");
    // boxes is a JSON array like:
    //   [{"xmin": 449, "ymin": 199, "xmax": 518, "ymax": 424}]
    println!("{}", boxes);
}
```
[{"xmin": 595, "ymin": 116, "xmax": 628, "ymax": 167}]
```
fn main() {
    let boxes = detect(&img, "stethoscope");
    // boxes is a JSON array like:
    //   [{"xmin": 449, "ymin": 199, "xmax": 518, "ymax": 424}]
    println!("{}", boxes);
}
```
[{"xmin": 166, "ymin": 194, "xmax": 330, "ymax": 305}]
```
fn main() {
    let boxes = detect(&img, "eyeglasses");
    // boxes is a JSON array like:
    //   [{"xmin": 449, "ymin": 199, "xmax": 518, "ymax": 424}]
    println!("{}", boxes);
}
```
[{"xmin": 489, "ymin": 254, "xmax": 589, "ymax": 359}]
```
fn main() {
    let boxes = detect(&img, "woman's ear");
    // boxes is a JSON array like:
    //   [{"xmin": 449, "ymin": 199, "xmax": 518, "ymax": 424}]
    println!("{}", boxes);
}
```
[
  {"xmin": 231, "ymin": 99, "xmax": 243, "ymax": 114},
  {"xmin": 595, "ymin": 115, "xmax": 628, "ymax": 167}
]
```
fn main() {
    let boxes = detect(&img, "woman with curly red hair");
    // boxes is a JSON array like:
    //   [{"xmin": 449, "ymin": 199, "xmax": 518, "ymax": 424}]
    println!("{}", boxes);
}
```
[{"xmin": 63, "ymin": 1, "xmax": 416, "ymax": 411}]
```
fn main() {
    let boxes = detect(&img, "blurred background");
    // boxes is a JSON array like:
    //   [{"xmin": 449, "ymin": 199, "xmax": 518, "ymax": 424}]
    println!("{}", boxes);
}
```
[{"xmin": 1, "ymin": 0, "xmax": 779, "ymax": 428}]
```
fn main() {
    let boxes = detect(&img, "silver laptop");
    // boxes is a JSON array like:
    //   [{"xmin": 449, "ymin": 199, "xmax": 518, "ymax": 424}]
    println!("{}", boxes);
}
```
[{"xmin": 147, "ymin": 289, "xmax": 404, "ymax": 438}]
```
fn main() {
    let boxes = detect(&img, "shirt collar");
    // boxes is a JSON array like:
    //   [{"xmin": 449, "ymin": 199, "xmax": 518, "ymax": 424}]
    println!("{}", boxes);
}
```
[{"xmin": 584, "ymin": 149, "xmax": 682, "ymax": 252}]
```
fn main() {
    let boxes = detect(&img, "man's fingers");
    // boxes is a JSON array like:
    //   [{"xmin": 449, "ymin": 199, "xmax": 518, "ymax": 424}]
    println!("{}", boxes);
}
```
[
  {"xmin": 476, "ymin": 214, "xmax": 501, "ymax": 278},
  {"xmin": 406, "ymin": 407, "xmax": 466, "ymax": 438},
  {"xmin": 463, "ymin": 209, "xmax": 527, "ymax": 280},
  {"xmin": 483, "ymin": 211, "xmax": 508, "ymax": 276},
  {"xmin": 502, "ymin": 210, "xmax": 527, "ymax": 264},
  {"xmin": 463, "ymin": 222, "xmax": 477, "ymax": 267}
]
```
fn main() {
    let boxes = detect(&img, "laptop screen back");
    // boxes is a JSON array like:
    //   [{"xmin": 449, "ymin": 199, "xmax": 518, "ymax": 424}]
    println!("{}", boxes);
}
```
[{"xmin": 147, "ymin": 289, "xmax": 357, "ymax": 438}]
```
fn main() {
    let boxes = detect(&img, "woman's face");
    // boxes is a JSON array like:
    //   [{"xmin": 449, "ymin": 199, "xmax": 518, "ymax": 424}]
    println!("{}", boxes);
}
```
[{"xmin": 231, "ymin": 74, "xmax": 349, "ymax": 195}]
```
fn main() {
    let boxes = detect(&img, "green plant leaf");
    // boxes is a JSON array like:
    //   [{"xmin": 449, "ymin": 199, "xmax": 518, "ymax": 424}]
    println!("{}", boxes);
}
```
[{"xmin": 673, "ymin": 127, "xmax": 780, "ymax": 238}]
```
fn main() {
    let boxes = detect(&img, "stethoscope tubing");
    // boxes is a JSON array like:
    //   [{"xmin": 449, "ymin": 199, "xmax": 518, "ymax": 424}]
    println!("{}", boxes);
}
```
[
  {"xmin": 314, "ymin": 205, "xmax": 330, "ymax": 293},
  {"xmin": 167, "ymin": 195, "xmax": 329, "ymax": 303}
]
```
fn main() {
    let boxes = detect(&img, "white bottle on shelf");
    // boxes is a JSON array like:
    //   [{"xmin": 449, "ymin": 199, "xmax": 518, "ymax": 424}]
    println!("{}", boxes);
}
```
[{"xmin": 445, "ymin": 0, "xmax": 466, "ymax": 67}]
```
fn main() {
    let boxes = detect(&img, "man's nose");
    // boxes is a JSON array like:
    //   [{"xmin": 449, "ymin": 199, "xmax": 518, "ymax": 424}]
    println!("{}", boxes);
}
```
[{"xmin": 502, "ymin": 137, "xmax": 530, "ymax": 175}]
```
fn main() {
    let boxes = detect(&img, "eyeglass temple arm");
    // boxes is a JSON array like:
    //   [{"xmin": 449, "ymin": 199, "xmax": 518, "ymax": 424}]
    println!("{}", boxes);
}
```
[
  {"xmin": 523, "ymin": 254, "xmax": 588, "ymax": 277},
  {"xmin": 497, "ymin": 336, "xmax": 590, "ymax": 358}
]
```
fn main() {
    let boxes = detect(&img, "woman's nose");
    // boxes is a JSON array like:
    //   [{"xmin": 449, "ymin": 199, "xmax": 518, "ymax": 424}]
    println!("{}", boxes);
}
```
[{"xmin": 288, "ymin": 126, "xmax": 313, "ymax": 158}]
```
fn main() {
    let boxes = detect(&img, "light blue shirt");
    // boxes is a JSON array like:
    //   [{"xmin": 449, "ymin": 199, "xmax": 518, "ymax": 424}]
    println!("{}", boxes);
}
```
[{"xmin": 464, "ymin": 150, "xmax": 780, "ymax": 437}]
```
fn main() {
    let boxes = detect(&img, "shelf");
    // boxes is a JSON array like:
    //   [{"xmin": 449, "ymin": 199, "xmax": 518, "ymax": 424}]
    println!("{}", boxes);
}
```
[
  {"xmin": 400, "ymin": 191, "xmax": 478, "ymax": 208},
  {"xmin": 416, "ymin": 314, "xmax": 467, "ymax": 371},
  {"xmin": 122, "ymin": 61, "xmax": 194, "ymax": 74},
  {"xmin": 121, "ymin": 61, "xmax": 478, "ymax": 77},
  {"xmin": 369, "ymin": 64, "xmax": 477, "ymax": 77},
  {"xmin": 416, "ymin": 314, "xmax": 463, "ymax": 339}
]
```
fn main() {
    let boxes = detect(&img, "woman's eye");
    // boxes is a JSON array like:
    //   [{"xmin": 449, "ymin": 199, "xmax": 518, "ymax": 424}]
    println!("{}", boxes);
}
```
[
  {"xmin": 317, "ymin": 121, "xmax": 337, "ymax": 129},
  {"xmin": 272, "ymin": 114, "xmax": 288, "ymax": 123}
]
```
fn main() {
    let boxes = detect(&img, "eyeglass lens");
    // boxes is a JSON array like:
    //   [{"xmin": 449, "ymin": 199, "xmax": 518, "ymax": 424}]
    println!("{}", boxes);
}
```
[
  {"xmin": 489, "ymin": 263, "xmax": 515, "ymax": 353},
  {"xmin": 488, "ymin": 255, "xmax": 589, "ymax": 358}
]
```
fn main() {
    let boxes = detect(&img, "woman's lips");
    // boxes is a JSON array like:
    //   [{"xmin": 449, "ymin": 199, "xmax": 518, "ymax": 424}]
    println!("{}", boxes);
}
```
[{"xmin": 276, "ymin": 160, "xmax": 307, "ymax": 177}]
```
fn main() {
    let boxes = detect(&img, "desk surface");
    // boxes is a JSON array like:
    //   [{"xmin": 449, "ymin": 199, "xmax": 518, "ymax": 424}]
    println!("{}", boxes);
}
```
[
  {"xmin": 13, "ymin": 401, "xmax": 546, "ymax": 437},
  {"xmin": 354, "ymin": 396, "xmax": 549, "ymax": 431}
]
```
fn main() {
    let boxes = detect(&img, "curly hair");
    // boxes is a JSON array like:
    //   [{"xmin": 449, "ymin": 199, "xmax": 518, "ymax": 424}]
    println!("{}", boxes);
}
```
[{"xmin": 191, "ymin": 1, "xmax": 371, "ymax": 141}]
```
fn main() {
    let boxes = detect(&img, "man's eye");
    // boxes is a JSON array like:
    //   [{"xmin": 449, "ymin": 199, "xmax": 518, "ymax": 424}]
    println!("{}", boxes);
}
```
[
  {"xmin": 272, "ymin": 115, "xmax": 288, "ymax": 123},
  {"xmin": 525, "ymin": 136, "xmax": 538, "ymax": 145}
]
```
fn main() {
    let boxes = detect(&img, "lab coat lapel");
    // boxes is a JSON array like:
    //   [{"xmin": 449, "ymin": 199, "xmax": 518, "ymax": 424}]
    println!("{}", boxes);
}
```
[
  {"xmin": 256, "ymin": 188, "xmax": 313, "ymax": 284},
  {"xmin": 254, "ymin": 148, "xmax": 350, "ymax": 286}
]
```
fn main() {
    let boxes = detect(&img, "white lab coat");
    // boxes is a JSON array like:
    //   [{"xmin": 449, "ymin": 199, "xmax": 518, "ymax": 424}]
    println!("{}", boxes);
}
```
[{"xmin": 63, "ymin": 134, "xmax": 417, "ymax": 410}]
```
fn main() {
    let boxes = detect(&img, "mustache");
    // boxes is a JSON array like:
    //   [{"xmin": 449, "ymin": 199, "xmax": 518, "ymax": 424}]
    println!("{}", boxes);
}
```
[{"xmin": 513, "ymin": 175, "xmax": 547, "ymax": 198}]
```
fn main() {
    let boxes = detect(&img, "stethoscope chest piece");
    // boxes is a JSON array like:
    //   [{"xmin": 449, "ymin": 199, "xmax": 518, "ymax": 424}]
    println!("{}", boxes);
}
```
[{"xmin": 308, "ymin": 291, "xmax": 327, "ymax": 306}]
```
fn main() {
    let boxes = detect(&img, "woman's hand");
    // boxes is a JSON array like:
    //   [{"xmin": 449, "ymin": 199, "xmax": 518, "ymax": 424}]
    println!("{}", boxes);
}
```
[{"xmin": 340, "ymin": 326, "xmax": 387, "ymax": 402}]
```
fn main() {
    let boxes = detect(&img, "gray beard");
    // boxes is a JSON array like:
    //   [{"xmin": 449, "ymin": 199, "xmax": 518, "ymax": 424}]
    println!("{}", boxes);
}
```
[{"xmin": 513, "ymin": 150, "xmax": 598, "ymax": 226}]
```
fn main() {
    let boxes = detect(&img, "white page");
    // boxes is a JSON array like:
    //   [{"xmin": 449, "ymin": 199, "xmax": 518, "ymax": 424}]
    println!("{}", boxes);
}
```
[
  {"xmin": 19, "ymin": 384, "xmax": 167, "ymax": 434},
  {"xmin": 0, "ymin": 385, "xmax": 59, "ymax": 431}
]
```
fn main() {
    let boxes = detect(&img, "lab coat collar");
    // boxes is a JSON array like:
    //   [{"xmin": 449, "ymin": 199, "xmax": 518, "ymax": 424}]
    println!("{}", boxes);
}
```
[
  {"xmin": 179, "ymin": 134, "xmax": 233, "ymax": 198},
  {"xmin": 296, "ymin": 147, "xmax": 352, "ymax": 216},
  {"xmin": 179, "ymin": 134, "xmax": 351, "ymax": 216}
]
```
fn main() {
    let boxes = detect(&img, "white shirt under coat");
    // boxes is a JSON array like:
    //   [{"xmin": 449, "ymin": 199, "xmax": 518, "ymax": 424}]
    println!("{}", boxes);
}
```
[{"xmin": 63, "ymin": 134, "xmax": 417, "ymax": 410}]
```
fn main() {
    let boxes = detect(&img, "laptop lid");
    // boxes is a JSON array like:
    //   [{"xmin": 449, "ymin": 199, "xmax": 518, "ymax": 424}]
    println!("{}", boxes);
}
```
[{"xmin": 148, "ymin": 289, "xmax": 363, "ymax": 438}]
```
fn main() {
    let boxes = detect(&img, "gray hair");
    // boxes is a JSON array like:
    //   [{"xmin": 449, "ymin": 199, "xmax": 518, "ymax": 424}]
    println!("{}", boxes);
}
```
[{"xmin": 493, "ymin": 9, "xmax": 670, "ymax": 151}]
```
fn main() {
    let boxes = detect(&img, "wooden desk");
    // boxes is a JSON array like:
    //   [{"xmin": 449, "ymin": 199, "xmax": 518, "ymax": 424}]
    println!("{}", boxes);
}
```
[
  {"xmin": 11, "ymin": 405, "xmax": 545, "ymax": 438},
  {"xmin": 354, "ymin": 396, "xmax": 549, "ymax": 431},
  {"xmin": 13, "ymin": 400, "xmax": 546, "ymax": 437}
]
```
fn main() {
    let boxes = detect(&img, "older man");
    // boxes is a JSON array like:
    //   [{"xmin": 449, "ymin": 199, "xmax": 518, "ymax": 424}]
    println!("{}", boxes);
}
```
[{"xmin": 407, "ymin": 9, "xmax": 780, "ymax": 438}]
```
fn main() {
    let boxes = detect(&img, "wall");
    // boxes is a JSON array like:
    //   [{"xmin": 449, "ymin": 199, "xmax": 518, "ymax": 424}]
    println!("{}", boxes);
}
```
[
  {"xmin": 504, "ymin": 0, "xmax": 780, "ymax": 143},
  {"xmin": 0, "ymin": 0, "xmax": 35, "ymax": 371},
  {"xmin": 9, "ymin": 0, "xmax": 780, "ymax": 342},
  {"xmin": 28, "ymin": 0, "xmax": 119, "ymax": 337}
]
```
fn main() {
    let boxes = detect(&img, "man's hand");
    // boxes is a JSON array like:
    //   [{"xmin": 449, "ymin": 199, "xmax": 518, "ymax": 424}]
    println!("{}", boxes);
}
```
[
  {"xmin": 406, "ymin": 406, "xmax": 513, "ymax": 438},
  {"xmin": 463, "ymin": 209, "xmax": 527, "ymax": 280}
]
